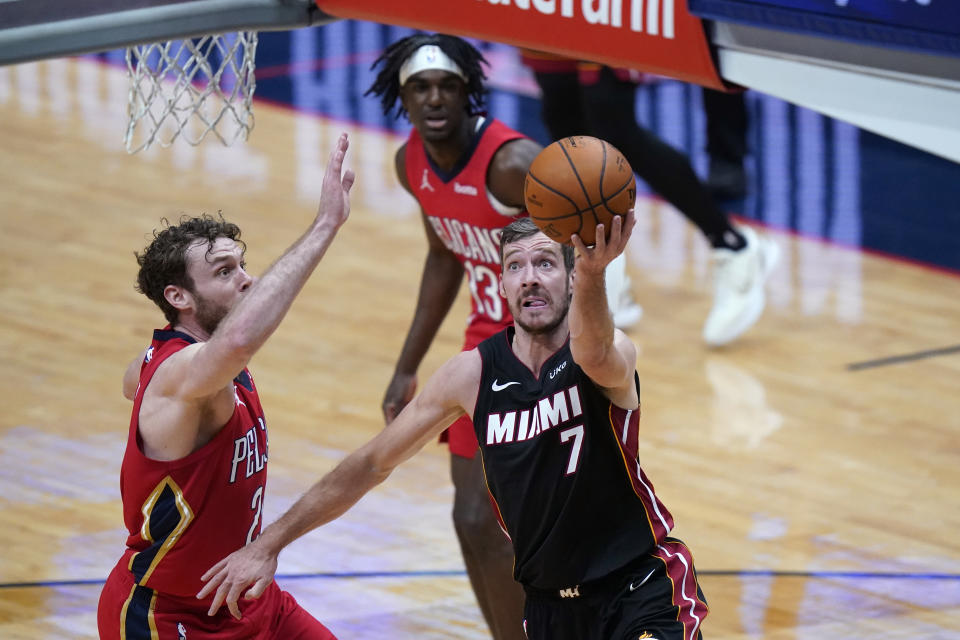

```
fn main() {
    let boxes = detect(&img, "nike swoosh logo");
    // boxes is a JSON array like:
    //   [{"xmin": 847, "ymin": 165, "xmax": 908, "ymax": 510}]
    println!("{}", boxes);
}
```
[
  {"xmin": 491, "ymin": 379, "xmax": 521, "ymax": 392},
  {"xmin": 628, "ymin": 569, "xmax": 656, "ymax": 592}
]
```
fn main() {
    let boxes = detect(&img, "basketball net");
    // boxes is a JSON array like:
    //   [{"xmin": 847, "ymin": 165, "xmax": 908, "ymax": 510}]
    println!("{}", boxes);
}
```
[{"xmin": 124, "ymin": 32, "xmax": 258, "ymax": 153}]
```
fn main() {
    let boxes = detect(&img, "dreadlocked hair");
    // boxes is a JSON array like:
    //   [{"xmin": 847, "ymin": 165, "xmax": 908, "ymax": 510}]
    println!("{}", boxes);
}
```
[{"xmin": 365, "ymin": 33, "xmax": 488, "ymax": 119}]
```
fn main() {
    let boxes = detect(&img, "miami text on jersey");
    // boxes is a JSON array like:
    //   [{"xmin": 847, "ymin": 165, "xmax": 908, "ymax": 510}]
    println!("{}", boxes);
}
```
[{"xmin": 485, "ymin": 385, "xmax": 582, "ymax": 445}]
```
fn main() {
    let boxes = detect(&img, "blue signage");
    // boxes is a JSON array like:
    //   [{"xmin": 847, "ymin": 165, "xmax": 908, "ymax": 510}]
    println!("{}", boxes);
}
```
[{"xmin": 689, "ymin": 0, "xmax": 960, "ymax": 56}]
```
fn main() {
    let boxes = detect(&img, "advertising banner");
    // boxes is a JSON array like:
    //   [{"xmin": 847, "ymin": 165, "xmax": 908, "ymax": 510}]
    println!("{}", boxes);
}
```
[{"xmin": 316, "ymin": 0, "xmax": 727, "ymax": 89}]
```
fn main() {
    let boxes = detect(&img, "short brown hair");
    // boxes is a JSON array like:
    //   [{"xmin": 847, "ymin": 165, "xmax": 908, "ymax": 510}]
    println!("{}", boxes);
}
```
[
  {"xmin": 499, "ymin": 218, "xmax": 574, "ymax": 272},
  {"xmin": 135, "ymin": 213, "xmax": 245, "ymax": 324}
]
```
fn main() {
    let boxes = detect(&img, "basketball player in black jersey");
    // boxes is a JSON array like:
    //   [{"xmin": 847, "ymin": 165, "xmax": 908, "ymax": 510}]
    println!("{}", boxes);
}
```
[{"xmin": 199, "ymin": 212, "xmax": 709, "ymax": 639}]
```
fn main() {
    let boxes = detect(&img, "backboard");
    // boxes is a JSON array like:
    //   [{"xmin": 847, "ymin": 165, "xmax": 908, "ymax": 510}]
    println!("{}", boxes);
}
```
[{"xmin": 0, "ymin": 0, "xmax": 334, "ymax": 66}]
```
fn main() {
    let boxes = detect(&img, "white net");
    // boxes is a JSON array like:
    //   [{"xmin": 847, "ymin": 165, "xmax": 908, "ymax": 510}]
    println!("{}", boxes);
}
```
[{"xmin": 125, "ymin": 32, "xmax": 258, "ymax": 153}]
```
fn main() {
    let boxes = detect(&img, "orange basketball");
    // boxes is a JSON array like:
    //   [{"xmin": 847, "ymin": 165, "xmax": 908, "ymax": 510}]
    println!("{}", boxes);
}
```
[{"xmin": 524, "ymin": 136, "xmax": 636, "ymax": 246}]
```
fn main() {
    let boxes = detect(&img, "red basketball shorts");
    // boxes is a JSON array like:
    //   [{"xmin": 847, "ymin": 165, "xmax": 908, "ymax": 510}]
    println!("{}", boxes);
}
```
[{"xmin": 98, "ymin": 562, "xmax": 337, "ymax": 640}]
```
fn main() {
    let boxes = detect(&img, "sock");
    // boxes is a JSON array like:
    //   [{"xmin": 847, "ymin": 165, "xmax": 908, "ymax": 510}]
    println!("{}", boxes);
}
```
[{"xmin": 708, "ymin": 228, "xmax": 747, "ymax": 251}]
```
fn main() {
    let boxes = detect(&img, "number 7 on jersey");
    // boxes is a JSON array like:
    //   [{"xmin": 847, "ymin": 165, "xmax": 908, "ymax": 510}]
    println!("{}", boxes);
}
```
[{"xmin": 559, "ymin": 425, "xmax": 584, "ymax": 475}]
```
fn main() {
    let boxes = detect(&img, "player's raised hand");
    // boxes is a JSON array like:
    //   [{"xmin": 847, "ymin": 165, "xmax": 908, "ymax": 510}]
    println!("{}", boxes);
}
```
[
  {"xmin": 316, "ymin": 132, "xmax": 356, "ymax": 231},
  {"xmin": 570, "ymin": 209, "xmax": 635, "ymax": 275},
  {"xmin": 197, "ymin": 541, "xmax": 278, "ymax": 620},
  {"xmin": 382, "ymin": 372, "xmax": 418, "ymax": 424}
]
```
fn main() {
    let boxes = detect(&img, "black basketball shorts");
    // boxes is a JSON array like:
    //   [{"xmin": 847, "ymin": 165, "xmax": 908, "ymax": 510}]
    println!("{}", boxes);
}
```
[{"xmin": 521, "ymin": 538, "xmax": 708, "ymax": 640}]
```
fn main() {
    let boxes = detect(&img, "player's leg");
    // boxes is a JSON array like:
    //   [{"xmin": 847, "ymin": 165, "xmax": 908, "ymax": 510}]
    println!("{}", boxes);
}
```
[
  {"xmin": 97, "ymin": 564, "xmax": 129, "ymax": 640},
  {"xmin": 531, "ymin": 69, "xmax": 588, "ymax": 141},
  {"xmin": 581, "ymin": 66, "xmax": 740, "ymax": 251},
  {"xmin": 702, "ymin": 87, "xmax": 748, "ymax": 201},
  {"xmin": 449, "ymin": 424, "xmax": 526, "ymax": 640},
  {"xmin": 582, "ymin": 67, "xmax": 777, "ymax": 346},
  {"xmin": 268, "ymin": 587, "xmax": 338, "ymax": 639}
]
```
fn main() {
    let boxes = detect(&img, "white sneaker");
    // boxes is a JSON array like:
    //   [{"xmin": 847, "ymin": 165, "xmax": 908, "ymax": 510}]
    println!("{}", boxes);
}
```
[
  {"xmin": 702, "ymin": 226, "xmax": 779, "ymax": 346},
  {"xmin": 613, "ymin": 294, "xmax": 644, "ymax": 329},
  {"xmin": 606, "ymin": 253, "xmax": 643, "ymax": 329}
]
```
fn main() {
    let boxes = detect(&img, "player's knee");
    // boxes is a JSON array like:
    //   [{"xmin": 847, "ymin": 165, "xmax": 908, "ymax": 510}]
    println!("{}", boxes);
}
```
[
  {"xmin": 453, "ymin": 500, "xmax": 511, "ymax": 557},
  {"xmin": 452, "ymin": 496, "xmax": 496, "ymax": 536}
]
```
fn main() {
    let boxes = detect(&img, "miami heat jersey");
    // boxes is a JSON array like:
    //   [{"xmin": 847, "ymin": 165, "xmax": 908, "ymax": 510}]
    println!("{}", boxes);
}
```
[
  {"xmin": 406, "ymin": 117, "xmax": 525, "ymax": 339},
  {"xmin": 473, "ymin": 328, "xmax": 675, "ymax": 590},
  {"xmin": 115, "ymin": 329, "xmax": 268, "ymax": 597}
]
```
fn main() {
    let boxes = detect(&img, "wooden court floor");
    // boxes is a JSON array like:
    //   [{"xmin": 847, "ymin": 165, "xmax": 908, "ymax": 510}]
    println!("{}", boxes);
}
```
[{"xmin": 1, "ymin": 59, "xmax": 959, "ymax": 639}]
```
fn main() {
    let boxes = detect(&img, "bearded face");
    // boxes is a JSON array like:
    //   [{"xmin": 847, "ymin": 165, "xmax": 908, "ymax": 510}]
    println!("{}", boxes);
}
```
[
  {"xmin": 173, "ymin": 237, "xmax": 252, "ymax": 336},
  {"xmin": 500, "ymin": 235, "xmax": 574, "ymax": 337},
  {"xmin": 191, "ymin": 290, "xmax": 233, "ymax": 336},
  {"xmin": 508, "ymin": 281, "xmax": 571, "ymax": 336}
]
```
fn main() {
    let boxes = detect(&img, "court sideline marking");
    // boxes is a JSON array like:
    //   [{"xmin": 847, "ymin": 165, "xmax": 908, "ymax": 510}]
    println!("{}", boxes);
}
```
[
  {"xmin": 4, "ymin": 568, "xmax": 960, "ymax": 590},
  {"xmin": 847, "ymin": 344, "xmax": 960, "ymax": 371}
]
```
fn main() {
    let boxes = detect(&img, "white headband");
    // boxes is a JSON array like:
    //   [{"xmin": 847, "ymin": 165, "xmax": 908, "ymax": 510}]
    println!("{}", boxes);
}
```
[{"xmin": 398, "ymin": 44, "xmax": 466, "ymax": 86}]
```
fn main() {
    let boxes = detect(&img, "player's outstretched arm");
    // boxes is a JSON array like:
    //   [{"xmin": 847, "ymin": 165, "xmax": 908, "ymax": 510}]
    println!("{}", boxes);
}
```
[
  {"xmin": 172, "ymin": 133, "xmax": 355, "ymax": 402},
  {"xmin": 199, "ymin": 349, "xmax": 482, "ymax": 618},
  {"xmin": 383, "ymin": 147, "xmax": 464, "ymax": 423},
  {"xmin": 568, "ymin": 211, "xmax": 638, "ymax": 403}
]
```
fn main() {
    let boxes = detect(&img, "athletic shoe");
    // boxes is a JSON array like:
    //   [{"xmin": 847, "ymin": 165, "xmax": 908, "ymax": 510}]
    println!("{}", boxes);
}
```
[
  {"xmin": 613, "ymin": 295, "xmax": 644, "ymax": 329},
  {"xmin": 702, "ymin": 226, "xmax": 779, "ymax": 346},
  {"xmin": 606, "ymin": 254, "xmax": 643, "ymax": 329}
]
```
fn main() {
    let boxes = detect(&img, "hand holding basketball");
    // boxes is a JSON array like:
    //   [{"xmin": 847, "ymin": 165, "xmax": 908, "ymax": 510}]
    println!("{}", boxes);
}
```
[
  {"xmin": 523, "ymin": 136, "xmax": 636, "ymax": 246},
  {"xmin": 569, "ymin": 209, "xmax": 636, "ymax": 276}
]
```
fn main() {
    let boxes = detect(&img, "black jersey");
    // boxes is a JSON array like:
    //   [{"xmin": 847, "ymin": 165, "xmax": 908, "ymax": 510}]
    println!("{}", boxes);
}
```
[{"xmin": 473, "ymin": 327, "xmax": 675, "ymax": 590}]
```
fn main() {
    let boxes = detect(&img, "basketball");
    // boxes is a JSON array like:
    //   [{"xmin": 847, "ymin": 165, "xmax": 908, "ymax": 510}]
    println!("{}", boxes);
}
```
[{"xmin": 523, "ymin": 136, "xmax": 636, "ymax": 246}]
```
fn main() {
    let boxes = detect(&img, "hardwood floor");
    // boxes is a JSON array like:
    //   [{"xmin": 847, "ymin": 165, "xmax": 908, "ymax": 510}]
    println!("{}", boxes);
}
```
[{"xmin": 1, "ymin": 58, "xmax": 958, "ymax": 639}]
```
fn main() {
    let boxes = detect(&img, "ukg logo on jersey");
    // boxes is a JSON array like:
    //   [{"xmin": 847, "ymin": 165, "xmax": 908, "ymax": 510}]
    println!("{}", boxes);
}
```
[{"xmin": 477, "ymin": 0, "xmax": 677, "ymax": 38}]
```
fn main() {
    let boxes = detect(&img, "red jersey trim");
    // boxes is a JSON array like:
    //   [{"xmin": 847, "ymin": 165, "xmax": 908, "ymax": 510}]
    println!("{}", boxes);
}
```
[
  {"xmin": 653, "ymin": 540, "xmax": 709, "ymax": 640},
  {"xmin": 478, "ymin": 449, "xmax": 512, "ymax": 539},
  {"xmin": 608, "ymin": 402, "xmax": 674, "ymax": 543}
]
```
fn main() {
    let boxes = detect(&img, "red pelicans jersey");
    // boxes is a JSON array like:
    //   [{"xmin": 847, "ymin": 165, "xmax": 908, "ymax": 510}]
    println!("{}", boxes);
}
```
[
  {"xmin": 405, "ymin": 117, "xmax": 526, "ymax": 341},
  {"xmin": 115, "ymin": 329, "xmax": 268, "ymax": 597}
]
